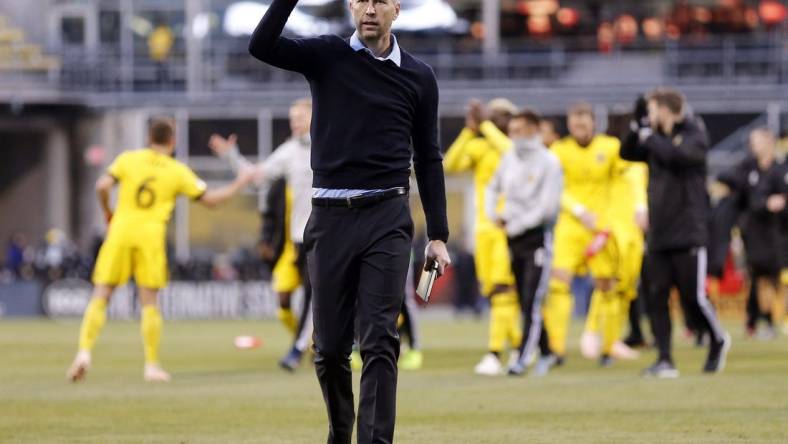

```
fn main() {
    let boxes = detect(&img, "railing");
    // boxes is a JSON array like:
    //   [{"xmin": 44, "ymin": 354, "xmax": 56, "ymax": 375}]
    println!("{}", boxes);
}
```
[
  {"xmin": 1, "ymin": 33, "xmax": 786, "ymax": 97},
  {"xmin": 665, "ymin": 35, "xmax": 788, "ymax": 83}
]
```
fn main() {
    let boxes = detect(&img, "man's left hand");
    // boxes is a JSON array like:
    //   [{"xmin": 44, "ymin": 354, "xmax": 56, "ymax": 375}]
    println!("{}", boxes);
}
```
[
  {"xmin": 208, "ymin": 133, "xmax": 238, "ymax": 157},
  {"xmin": 635, "ymin": 208, "xmax": 649, "ymax": 232},
  {"xmin": 767, "ymin": 194, "xmax": 786, "ymax": 213},
  {"xmin": 425, "ymin": 240, "xmax": 451, "ymax": 277}
]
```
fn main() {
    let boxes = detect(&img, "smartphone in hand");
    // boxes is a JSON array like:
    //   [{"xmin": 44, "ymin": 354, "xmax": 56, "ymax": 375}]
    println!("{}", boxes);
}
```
[{"xmin": 416, "ymin": 260, "xmax": 439, "ymax": 303}]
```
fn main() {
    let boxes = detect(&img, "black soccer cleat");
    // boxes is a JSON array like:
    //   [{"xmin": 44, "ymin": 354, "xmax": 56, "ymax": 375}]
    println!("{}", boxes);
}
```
[
  {"xmin": 599, "ymin": 354, "xmax": 614, "ymax": 368},
  {"xmin": 623, "ymin": 334, "xmax": 646, "ymax": 348},
  {"xmin": 695, "ymin": 330, "xmax": 709, "ymax": 348},
  {"xmin": 642, "ymin": 360, "xmax": 679, "ymax": 378},
  {"xmin": 703, "ymin": 332, "xmax": 732, "ymax": 374}
]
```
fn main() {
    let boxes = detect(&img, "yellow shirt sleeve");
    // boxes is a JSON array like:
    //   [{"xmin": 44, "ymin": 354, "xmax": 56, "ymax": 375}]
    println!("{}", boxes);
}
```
[
  {"xmin": 107, "ymin": 152, "xmax": 128, "ymax": 181},
  {"xmin": 551, "ymin": 141, "xmax": 584, "ymax": 216},
  {"xmin": 478, "ymin": 121, "xmax": 512, "ymax": 154},
  {"xmin": 560, "ymin": 193, "xmax": 584, "ymax": 216},
  {"xmin": 179, "ymin": 164, "xmax": 208, "ymax": 200},
  {"xmin": 444, "ymin": 128, "xmax": 477, "ymax": 173},
  {"xmin": 627, "ymin": 162, "xmax": 649, "ymax": 211},
  {"xmin": 610, "ymin": 139, "xmax": 647, "ymax": 210}
]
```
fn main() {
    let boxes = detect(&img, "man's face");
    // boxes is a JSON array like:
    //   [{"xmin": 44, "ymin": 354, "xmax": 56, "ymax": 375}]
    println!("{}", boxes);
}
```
[
  {"xmin": 567, "ymin": 112, "xmax": 594, "ymax": 145},
  {"xmin": 647, "ymin": 100, "xmax": 660, "ymax": 127},
  {"xmin": 289, "ymin": 105, "xmax": 312, "ymax": 137},
  {"xmin": 350, "ymin": 0, "xmax": 400, "ymax": 40},
  {"xmin": 749, "ymin": 131, "xmax": 774, "ymax": 160},
  {"xmin": 647, "ymin": 99, "xmax": 673, "ymax": 130},
  {"xmin": 508, "ymin": 118, "xmax": 538, "ymax": 139}
]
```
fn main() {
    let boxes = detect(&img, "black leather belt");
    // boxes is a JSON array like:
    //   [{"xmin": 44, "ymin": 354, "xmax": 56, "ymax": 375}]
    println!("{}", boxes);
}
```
[{"xmin": 312, "ymin": 187, "xmax": 407, "ymax": 209}]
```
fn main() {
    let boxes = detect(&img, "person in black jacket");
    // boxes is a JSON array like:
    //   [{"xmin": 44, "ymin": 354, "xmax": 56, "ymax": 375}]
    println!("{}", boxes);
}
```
[
  {"xmin": 620, "ymin": 88, "xmax": 731, "ymax": 378},
  {"xmin": 754, "ymin": 156, "xmax": 788, "ymax": 334},
  {"xmin": 717, "ymin": 128, "xmax": 783, "ymax": 338}
]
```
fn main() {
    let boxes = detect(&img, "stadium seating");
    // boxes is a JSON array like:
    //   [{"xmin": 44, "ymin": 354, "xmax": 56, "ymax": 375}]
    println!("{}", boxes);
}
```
[{"xmin": 0, "ymin": 15, "xmax": 60, "ymax": 75}]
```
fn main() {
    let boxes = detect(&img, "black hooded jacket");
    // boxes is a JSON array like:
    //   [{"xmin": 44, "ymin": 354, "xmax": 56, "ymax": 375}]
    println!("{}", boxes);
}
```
[
  {"xmin": 753, "ymin": 160, "xmax": 788, "ymax": 268},
  {"xmin": 620, "ymin": 117, "xmax": 711, "ymax": 252},
  {"xmin": 718, "ymin": 156, "xmax": 782, "ymax": 270}
]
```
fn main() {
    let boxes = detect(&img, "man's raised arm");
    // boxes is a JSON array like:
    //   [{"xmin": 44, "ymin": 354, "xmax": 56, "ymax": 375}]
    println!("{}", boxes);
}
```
[{"xmin": 248, "ymin": 0, "xmax": 320, "ymax": 75}]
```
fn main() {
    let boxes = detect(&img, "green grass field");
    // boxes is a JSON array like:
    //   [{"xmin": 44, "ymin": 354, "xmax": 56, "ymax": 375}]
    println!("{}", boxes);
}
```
[{"xmin": 1, "ymin": 317, "xmax": 787, "ymax": 443}]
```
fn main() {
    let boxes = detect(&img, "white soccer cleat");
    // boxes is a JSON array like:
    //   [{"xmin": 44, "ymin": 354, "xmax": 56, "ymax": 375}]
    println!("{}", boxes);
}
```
[
  {"xmin": 610, "ymin": 341, "xmax": 640, "ymax": 360},
  {"xmin": 144, "ymin": 364, "xmax": 171, "ymax": 382},
  {"xmin": 66, "ymin": 350, "xmax": 91, "ymax": 383},
  {"xmin": 474, "ymin": 353, "xmax": 503, "ymax": 376},
  {"xmin": 532, "ymin": 354, "xmax": 558, "ymax": 377},
  {"xmin": 580, "ymin": 331, "xmax": 601, "ymax": 359}
]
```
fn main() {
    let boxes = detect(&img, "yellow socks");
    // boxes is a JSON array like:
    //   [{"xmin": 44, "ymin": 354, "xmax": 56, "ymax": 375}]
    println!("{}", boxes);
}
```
[
  {"xmin": 141, "ymin": 305, "xmax": 163, "ymax": 365},
  {"xmin": 78, "ymin": 298, "xmax": 108, "ymax": 352},
  {"xmin": 600, "ymin": 292, "xmax": 622, "ymax": 355},
  {"xmin": 488, "ymin": 291, "xmax": 521, "ymax": 353},
  {"xmin": 277, "ymin": 307, "xmax": 297, "ymax": 334},
  {"xmin": 584, "ymin": 289, "xmax": 603, "ymax": 334},
  {"xmin": 544, "ymin": 279, "xmax": 572, "ymax": 357}
]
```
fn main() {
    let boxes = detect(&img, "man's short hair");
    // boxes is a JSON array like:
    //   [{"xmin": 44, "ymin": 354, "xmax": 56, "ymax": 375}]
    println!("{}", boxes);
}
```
[
  {"xmin": 292, "ymin": 97, "xmax": 312, "ymax": 109},
  {"xmin": 750, "ymin": 126, "xmax": 775, "ymax": 141},
  {"xmin": 487, "ymin": 98, "xmax": 518, "ymax": 116},
  {"xmin": 149, "ymin": 118, "xmax": 175, "ymax": 145},
  {"xmin": 512, "ymin": 108, "xmax": 541, "ymax": 127},
  {"xmin": 648, "ymin": 88, "xmax": 685, "ymax": 115},
  {"xmin": 568, "ymin": 102, "xmax": 594, "ymax": 119}
]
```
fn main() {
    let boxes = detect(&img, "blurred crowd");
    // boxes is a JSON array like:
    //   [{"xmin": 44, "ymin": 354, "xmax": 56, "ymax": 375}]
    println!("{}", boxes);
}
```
[
  {"xmin": 2, "ymin": 230, "xmax": 86, "ymax": 283},
  {"xmin": 491, "ymin": 0, "xmax": 786, "ymax": 46},
  {"xmin": 1, "ymin": 229, "xmax": 269, "ymax": 284}
]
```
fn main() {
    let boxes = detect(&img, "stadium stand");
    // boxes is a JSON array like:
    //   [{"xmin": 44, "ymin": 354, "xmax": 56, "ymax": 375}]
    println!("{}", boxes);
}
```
[{"xmin": 0, "ymin": 15, "xmax": 60, "ymax": 76}]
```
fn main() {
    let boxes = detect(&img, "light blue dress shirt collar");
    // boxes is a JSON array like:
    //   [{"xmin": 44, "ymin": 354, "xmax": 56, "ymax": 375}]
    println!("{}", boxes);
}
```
[{"xmin": 349, "ymin": 31, "xmax": 402, "ymax": 67}]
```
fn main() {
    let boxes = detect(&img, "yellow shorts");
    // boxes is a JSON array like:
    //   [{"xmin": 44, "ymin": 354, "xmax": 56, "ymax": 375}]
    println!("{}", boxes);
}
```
[
  {"xmin": 272, "ymin": 239, "xmax": 301, "ymax": 293},
  {"xmin": 552, "ymin": 217, "xmax": 618, "ymax": 280},
  {"xmin": 614, "ymin": 225, "xmax": 644, "ymax": 300},
  {"xmin": 475, "ymin": 226, "xmax": 515, "ymax": 296},
  {"xmin": 92, "ymin": 223, "xmax": 167, "ymax": 289}
]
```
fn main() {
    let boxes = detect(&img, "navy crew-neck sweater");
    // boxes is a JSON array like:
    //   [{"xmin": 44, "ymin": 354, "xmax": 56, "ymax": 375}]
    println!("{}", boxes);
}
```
[{"xmin": 249, "ymin": 0, "xmax": 448, "ymax": 242}]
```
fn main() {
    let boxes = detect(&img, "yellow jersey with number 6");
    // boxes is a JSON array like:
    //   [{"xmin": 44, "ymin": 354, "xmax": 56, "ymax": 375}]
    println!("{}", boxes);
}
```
[
  {"xmin": 108, "ymin": 148, "xmax": 206, "ymax": 227},
  {"xmin": 92, "ymin": 148, "xmax": 206, "ymax": 289}
]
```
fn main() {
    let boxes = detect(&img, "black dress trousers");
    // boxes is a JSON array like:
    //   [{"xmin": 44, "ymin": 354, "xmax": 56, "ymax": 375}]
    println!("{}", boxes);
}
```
[{"xmin": 304, "ymin": 194, "xmax": 413, "ymax": 444}]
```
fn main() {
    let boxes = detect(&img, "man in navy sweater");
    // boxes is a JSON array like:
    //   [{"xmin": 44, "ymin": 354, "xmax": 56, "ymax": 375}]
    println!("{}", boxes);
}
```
[{"xmin": 249, "ymin": 1, "xmax": 451, "ymax": 443}]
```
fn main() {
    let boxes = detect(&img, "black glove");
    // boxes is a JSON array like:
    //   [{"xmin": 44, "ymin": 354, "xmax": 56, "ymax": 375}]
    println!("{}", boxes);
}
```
[{"xmin": 633, "ymin": 95, "xmax": 649, "ymax": 128}]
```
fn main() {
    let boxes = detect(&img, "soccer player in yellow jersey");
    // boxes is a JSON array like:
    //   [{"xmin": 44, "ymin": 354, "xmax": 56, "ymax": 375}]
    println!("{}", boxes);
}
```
[
  {"xmin": 580, "ymin": 159, "xmax": 648, "ymax": 365},
  {"xmin": 445, "ymin": 98, "xmax": 522, "ymax": 375},
  {"xmin": 542, "ymin": 103, "xmax": 625, "ymax": 370},
  {"xmin": 66, "ymin": 118, "xmax": 254, "ymax": 383},
  {"xmin": 271, "ymin": 186, "xmax": 302, "ymax": 332}
]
